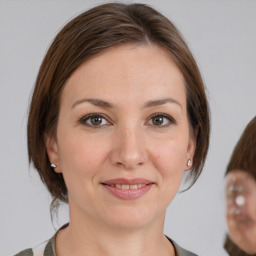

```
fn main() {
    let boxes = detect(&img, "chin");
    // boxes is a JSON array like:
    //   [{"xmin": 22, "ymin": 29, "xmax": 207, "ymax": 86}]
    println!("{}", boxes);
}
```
[
  {"xmin": 229, "ymin": 232, "xmax": 256, "ymax": 255},
  {"xmin": 102, "ymin": 205, "xmax": 162, "ymax": 230},
  {"xmin": 238, "ymin": 243, "xmax": 256, "ymax": 255}
]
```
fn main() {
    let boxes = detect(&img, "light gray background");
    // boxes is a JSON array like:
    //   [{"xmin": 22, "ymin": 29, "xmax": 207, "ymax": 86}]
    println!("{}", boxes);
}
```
[{"xmin": 1, "ymin": 1, "xmax": 255, "ymax": 255}]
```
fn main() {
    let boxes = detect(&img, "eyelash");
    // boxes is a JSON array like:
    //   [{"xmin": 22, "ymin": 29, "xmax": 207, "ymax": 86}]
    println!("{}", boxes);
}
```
[
  {"xmin": 79, "ymin": 113, "xmax": 111, "ymax": 128},
  {"xmin": 78, "ymin": 112, "xmax": 176, "ymax": 128},
  {"xmin": 147, "ymin": 113, "xmax": 176, "ymax": 127}
]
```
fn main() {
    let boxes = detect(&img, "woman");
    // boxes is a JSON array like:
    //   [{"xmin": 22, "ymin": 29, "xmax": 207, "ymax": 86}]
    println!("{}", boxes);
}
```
[
  {"xmin": 224, "ymin": 117, "xmax": 256, "ymax": 255},
  {"xmin": 16, "ymin": 3, "xmax": 210, "ymax": 256}
]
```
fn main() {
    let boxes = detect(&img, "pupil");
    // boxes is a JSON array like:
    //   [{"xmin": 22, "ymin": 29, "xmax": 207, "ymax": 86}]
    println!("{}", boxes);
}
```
[
  {"xmin": 153, "ymin": 116, "xmax": 163, "ymax": 125},
  {"xmin": 91, "ymin": 116, "xmax": 102, "ymax": 125}
]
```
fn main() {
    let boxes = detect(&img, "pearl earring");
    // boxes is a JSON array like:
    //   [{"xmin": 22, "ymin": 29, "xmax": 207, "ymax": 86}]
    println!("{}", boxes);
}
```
[
  {"xmin": 51, "ymin": 163, "xmax": 57, "ymax": 169},
  {"xmin": 187, "ymin": 159, "xmax": 192, "ymax": 167}
]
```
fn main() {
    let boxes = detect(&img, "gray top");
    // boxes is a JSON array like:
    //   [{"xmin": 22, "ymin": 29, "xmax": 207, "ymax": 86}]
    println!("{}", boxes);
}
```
[{"xmin": 14, "ymin": 225, "xmax": 197, "ymax": 256}]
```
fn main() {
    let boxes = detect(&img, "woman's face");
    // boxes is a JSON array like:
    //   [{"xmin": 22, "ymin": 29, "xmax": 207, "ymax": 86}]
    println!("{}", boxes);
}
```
[
  {"xmin": 226, "ymin": 170, "xmax": 256, "ymax": 254},
  {"xmin": 46, "ymin": 44, "xmax": 196, "ymax": 229}
]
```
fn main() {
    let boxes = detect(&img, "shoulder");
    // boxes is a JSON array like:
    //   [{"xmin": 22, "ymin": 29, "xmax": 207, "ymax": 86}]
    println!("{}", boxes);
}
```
[
  {"xmin": 13, "ymin": 237, "xmax": 55, "ymax": 256},
  {"xmin": 166, "ymin": 236, "xmax": 198, "ymax": 256},
  {"xmin": 13, "ymin": 223, "xmax": 67, "ymax": 256},
  {"xmin": 13, "ymin": 248, "xmax": 33, "ymax": 256},
  {"xmin": 172, "ymin": 240, "xmax": 198, "ymax": 256}
]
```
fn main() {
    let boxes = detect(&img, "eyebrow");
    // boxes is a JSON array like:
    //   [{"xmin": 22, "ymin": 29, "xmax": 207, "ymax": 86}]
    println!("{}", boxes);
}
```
[
  {"xmin": 71, "ymin": 97, "xmax": 182, "ymax": 111},
  {"xmin": 72, "ymin": 98, "xmax": 114, "ymax": 109},
  {"xmin": 143, "ymin": 98, "xmax": 182, "ymax": 111}
]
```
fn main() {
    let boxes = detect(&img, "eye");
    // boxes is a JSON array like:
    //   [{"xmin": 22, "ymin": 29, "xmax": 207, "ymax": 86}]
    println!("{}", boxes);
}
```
[
  {"xmin": 147, "ymin": 113, "xmax": 175, "ymax": 127},
  {"xmin": 79, "ymin": 113, "xmax": 110, "ymax": 127}
]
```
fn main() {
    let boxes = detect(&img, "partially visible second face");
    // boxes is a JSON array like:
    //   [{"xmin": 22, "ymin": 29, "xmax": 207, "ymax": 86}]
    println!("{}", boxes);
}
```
[
  {"xmin": 46, "ymin": 44, "xmax": 196, "ymax": 230},
  {"xmin": 226, "ymin": 170, "xmax": 256, "ymax": 254}
]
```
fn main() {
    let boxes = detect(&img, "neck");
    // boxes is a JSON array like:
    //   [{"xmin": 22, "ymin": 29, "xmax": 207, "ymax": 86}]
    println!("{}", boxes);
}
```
[{"xmin": 56, "ymin": 207, "xmax": 174, "ymax": 256}]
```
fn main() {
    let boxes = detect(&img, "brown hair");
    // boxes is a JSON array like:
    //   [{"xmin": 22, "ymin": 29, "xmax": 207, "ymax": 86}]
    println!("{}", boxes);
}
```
[
  {"xmin": 27, "ymin": 3, "xmax": 210, "ymax": 205},
  {"xmin": 226, "ymin": 116, "xmax": 256, "ymax": 180}
]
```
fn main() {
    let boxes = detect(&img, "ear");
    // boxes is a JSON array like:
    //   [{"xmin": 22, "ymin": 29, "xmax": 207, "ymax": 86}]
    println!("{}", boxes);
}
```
[
  {"xmin": 45, "ymin": 135, "xmax": 62, "ymax": 173},
  {"xmin": 184, "ymin": 126, "xmax": 198, "ymax": 171}
]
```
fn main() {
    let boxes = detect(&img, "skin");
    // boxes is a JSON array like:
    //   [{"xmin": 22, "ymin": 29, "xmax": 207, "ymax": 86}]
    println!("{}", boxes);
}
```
[
  {"xmin": 46, "ymin": 44, "xmax": 196, "ymax": 256},
  {"xmin": 226, "ymin": 170, "xmax": 256, "ymax": 254}
]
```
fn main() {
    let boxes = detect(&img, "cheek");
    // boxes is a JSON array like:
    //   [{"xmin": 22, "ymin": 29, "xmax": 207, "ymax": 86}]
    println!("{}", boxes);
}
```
[
  {"xmin": 151, "ymin": 138, "xmax": 188, "ymax": 175},
  {"xmin": 149, "ymin": 138, "xmax": 187, "ymax": 197},
  {"xmin": 248, "ymin": 194, "xmax": 256, "ymax": 221},
  {"xmin": 57, "ymin": 131, "xmax": 109, "ymax": 178}
]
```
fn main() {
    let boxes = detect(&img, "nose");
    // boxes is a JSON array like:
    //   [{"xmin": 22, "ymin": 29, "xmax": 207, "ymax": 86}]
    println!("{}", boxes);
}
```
[{"xmin": 109, "ymin": 125, "xmax": 148, "ymax": 170}]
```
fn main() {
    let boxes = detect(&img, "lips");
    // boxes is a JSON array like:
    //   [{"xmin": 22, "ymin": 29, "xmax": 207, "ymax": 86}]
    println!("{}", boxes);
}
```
[
  {"xmin": 230, "ymin": 215, "xmax": 254, "ymax": 230},
  {"xmin": 108, "ymin": 184, "xmax": 147, "ymax": 190},
  {"xmin": 101, "ymin": 178, "xmax": 154, "ymax": 200},
  {"xmin": 102, "ymin": 178, "xmax": 153, "ymax": 185}
]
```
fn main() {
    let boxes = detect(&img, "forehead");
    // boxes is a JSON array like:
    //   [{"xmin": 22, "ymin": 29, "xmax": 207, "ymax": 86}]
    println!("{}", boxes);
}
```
[{"xmin": 61, "ymin": 44, "xmax": 186, "ymax": 107}]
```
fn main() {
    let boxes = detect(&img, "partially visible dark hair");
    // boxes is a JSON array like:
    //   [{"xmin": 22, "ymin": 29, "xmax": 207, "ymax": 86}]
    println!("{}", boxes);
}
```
[
  {"xmin": 226, "ymin": 116, "xmax": 256, "ymax": 180},
  {"xmin": 27, "ymin": 3, "xmax": 210, "ymax": 207},
  {"xmin": 224, "ymin": 235, "xmax": 255, "ymax": 256}
]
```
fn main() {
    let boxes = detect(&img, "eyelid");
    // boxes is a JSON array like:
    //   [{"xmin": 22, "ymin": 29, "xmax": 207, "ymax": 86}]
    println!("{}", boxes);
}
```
[
  {"xmin": 147, "ymin": 112, "xmax": 176, "ymax": 126},
  {"xmin": 78, "ymin": 113, "xmax": 112, "ymax": 127},
  {"xmin": 78, "ymin": 112, "xmax": 176, "ymax": 128}
]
